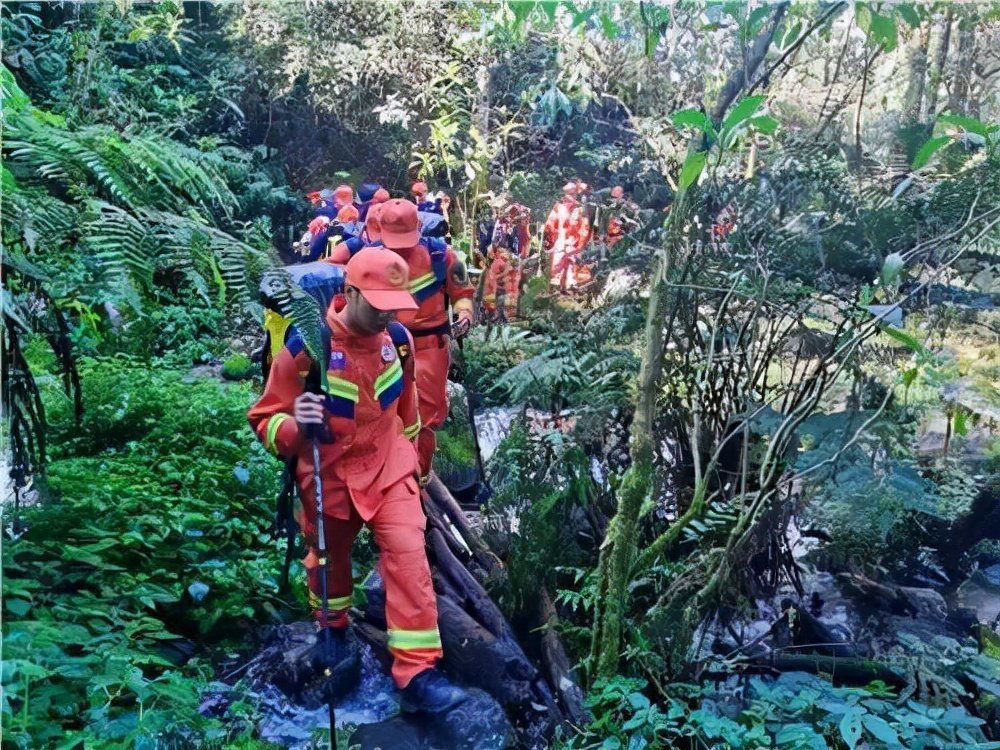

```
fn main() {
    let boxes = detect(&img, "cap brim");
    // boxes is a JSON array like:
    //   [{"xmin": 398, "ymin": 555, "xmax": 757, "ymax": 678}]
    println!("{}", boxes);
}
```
[
  {"xmin": 380, "ymin": 228, "xmax": 421, "ymax": 249},
  {"xmin": 360, "ymin": 288, "xmax": 419, "ymax": 311}
]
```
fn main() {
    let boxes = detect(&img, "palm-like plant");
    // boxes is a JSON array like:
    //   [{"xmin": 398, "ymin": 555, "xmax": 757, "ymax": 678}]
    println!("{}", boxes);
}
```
[{"xmin": 1, "ymin": 63, "xmax": 272, "ymax": 485}]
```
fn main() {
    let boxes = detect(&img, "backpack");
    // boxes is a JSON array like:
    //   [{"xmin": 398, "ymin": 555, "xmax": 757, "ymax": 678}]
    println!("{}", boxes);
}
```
[
  {"xmin": 258, "ymin": 261, "xmax": 346, "ymax": 383},
  {"xmin": 410, "ymin": 237, "xmax": 450, "ymax": 304},
  {"xmin": 418, "ymin": 210, "xmax": 449, "ymax": 239}
]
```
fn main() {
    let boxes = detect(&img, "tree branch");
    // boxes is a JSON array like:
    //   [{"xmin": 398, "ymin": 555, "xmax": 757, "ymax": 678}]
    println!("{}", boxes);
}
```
[
  {"xmin": 747, "ymin": 2, "xmax": 849, "ymax": 97},
  {"xmin": 710, "ymin": 2, "xmax": 790, "ymax": 128}
]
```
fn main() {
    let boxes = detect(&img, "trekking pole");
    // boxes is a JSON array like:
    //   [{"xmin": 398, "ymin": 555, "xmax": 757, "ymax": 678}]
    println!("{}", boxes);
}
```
[{"xmin": 310, "ymin": 432, "xmax": 338, "ymax": 750}]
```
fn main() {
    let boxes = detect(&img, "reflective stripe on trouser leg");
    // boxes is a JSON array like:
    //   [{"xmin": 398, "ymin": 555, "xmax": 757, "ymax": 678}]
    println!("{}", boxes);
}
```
[
  {"xmin": 413, "ymin": 339, "xmax": 450, "ymax": 478},
  {"xmin": 370, "ymin": 475, "xmax": 441, "ymax": 687},
  {"xmin": 299, "ymin": 495, "xmax": 363, "ymax": 629}
]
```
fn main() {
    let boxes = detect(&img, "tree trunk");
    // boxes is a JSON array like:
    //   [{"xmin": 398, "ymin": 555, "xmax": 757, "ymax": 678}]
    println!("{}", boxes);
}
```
[
  {"xmin": 589, "ymin": 5, "xmax": 789, "ymax": 683},
  {"xmin": 924, "ymin": 7, "xmax": 952, "ymax": 121},
  {"xmin": 902, "ymin": 25, "xmax": 930, "ymax": 123},
  {"xmin": 948, "ymin": 13, "xmax": 975, "ymax": 115}
]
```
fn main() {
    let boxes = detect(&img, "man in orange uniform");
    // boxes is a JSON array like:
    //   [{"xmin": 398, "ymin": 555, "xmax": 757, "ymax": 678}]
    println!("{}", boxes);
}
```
[
  {"xmin": 247, "ymin": 248, "xmax": 467, "ymax": 713},
  {"xmin": 543, "ymin": 180, "xmax": 592, "ymax": 293},
  {"xmin": 604, "ymin": 185, "xmax": 641, "ymax": 250},
  {"xmin": 378, "ymin": 199, "xmax": 475, "ymax": 481},
  {"xmin": 483, "ymin": 198, "xmax": 531, "ymax": 322}
]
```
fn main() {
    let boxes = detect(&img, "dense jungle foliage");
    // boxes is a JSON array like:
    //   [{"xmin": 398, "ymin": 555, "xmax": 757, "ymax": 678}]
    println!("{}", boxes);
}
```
[{"xmin": 3, "ymin": 1, "xmax": 1000, "ymax": 748}]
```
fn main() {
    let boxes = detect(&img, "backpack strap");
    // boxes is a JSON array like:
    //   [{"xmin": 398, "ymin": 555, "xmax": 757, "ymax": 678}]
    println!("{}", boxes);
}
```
[
  {"xmin": 343, "ymin": 235, "xmax": 366, "ymax": 257},
  {"xmin": 387, "ymin": 321, "xmax": 413, "ymax": 366},
  {"xmin": 411, "ymin": 240, "xmax": 450, "ymax": 304}
]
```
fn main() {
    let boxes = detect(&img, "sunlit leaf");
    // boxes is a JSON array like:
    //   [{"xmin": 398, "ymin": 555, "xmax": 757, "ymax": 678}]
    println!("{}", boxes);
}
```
[
  {"xmin": 912, "ymin": 135, "xmax": 951, "ymax": 169},
  {"xmin": 678, "ymin": 151, "xmax": 707, "ymax": 191}
]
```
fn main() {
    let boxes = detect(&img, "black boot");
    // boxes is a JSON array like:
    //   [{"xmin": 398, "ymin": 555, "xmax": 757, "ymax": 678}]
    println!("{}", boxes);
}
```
[{"xmin": 400, "ymin": 668, "xmax": 468, "ymax": 715}]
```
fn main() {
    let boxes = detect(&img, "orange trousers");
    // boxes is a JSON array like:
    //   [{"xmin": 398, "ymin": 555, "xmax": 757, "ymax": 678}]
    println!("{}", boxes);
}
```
[
  {"xmin": 412, "ymin": 334, "xmax": 450, "ymax": 478},
  {"xmin": 297, "ymin": 474, "xmax": 442, "ymax": 688},
  {"xmin": 483, "ymin": 255, "xmax": 521, "ymax": 318}
]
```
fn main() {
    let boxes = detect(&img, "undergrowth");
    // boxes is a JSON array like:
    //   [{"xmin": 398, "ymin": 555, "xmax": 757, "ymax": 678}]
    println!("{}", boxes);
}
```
[{"xmin": 2, "ymin": 352, "xmax": 289, "ymax": 749}]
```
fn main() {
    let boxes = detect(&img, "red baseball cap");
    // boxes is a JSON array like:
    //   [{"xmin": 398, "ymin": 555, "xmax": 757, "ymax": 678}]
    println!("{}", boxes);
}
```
[
  {"xmin": 411, "ymin": 180, "xmax": 428, "ymax": 196},
  {"xmin": 336, "ymin": 204, "xmax": 359, "ymax": 223},
  {"xmin": 345, "ymin": 247, "xmax": 417, "ymax": 311},
  {"xmin": 308, "ymin": 215, "xmax": 330, "ymax": 235},
  {"xmin": 365, "ymin": 203, "xmax": 383, "ymax": 241},
  {"xmin": 379, "ymin": 198, "xmax": 420, "ymax": 249},
  {"xmin": 372, "ymin": 188, "xmax": 390, "ymax": 203},
  {"xmin": 334, "ymin": 184, "xmax": 354, "ymax": 205}
]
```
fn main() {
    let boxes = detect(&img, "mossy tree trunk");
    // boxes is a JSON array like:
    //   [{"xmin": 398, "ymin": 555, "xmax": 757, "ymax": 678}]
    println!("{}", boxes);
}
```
[{"xmin": 588, "ymin": 3, "xmax": 794, "ymax": 684}]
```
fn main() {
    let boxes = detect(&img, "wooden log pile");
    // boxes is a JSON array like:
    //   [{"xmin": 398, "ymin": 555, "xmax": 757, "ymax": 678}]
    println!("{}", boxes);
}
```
[{"xmin": 354, "ymin": 475, "xmax": 587, "ymax": 749}]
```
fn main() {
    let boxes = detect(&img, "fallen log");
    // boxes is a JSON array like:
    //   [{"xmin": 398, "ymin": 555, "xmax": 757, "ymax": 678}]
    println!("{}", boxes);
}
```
[
  {"xmin": 426, "ymin": 474, "xmax": 503, "ymax": 579},
  {"xmin": 837, "ymin": 572, "xmax": 919, "ymax": 617},
  {"xmin": 538, "ymin": 587, "xmax": 589, "ymax": 726},
  {"xmin": 428, "ymin": 526, "xmax": 510, "ymax": 641},
  {"xmin": 351, "ymin": 476, "xmax": 575, "ymax": 749}
]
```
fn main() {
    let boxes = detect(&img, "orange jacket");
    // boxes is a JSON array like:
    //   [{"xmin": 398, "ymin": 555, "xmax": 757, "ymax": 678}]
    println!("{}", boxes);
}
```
[
  {"xmin": 247, "ymin": 308, "xmax": 420, "ymax": 521},
  {"xmin": 389, "ymin": 243, "xmax": 475, "ymax": 332}
]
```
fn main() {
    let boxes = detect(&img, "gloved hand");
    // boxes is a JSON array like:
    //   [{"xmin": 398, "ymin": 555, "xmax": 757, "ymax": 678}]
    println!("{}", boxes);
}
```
[{"xmin": 452, "ymin": 313, "xmax": 472, "ymax": 339}]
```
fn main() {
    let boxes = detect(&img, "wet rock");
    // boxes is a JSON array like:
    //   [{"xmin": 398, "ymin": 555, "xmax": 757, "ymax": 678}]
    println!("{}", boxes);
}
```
[
  {"xmin": 350, "ymin": 688, "xmax": 511, "ymax": 750},
  {"xmin": 781, "ymin": 326, "xmax": 834, "ymax": 358},
  {"xmin": 198, "ymin": 681, "xmax": 236, "ymax": 718},
  {"xmin": 897, "ymin": 586, "xmax": 948, "ymax": 620},
  {"xmin": 974, "ymin": 564, "xmax": 1000, "ymax": 591},
  {"xmin": 254, "ymin": 635, "xmax": 399, "ymax": 749},
  {"xmin": 245, "ymin": 622, "xmax": 361, "ymax": 710},
  {"xmin": 158, "ymin": 637, "xmax": 196, "ymax": 667}
]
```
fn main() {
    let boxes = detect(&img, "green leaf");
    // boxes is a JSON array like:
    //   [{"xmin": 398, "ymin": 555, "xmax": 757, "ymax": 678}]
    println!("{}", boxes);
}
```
[
  {"xmin": 5, "ymin": 599, "xmax": 31, "ymax": 617},
  {"xmin": 912, "ymin": 135, "xmax": 951, "ymax": 168},
  {"xmin": 861, "ymin": 714, "xmax": 899, "ymax": 745},
  {"xmin": 880, "ymin": 252, "xmax": 905, "ymax": 287},
  {"xmin": 645, "ymin": 29, "xmax": 659, "ymax": 57},
  {"xmin": 672, "ymin": 108, "xmax": 714, "ymax": 135},
  {"xmin": 538, "ymin": 0, "xmax": 559, "ymax": 23},
  {"xmin": 0, "ymin": 65, "xmax": 30, "ymax": 114},
  {"xmin": 938, "ymin": 113, "xmax": 995, "ymax": 139},
  {"xmin": 678, "ymin": 151, "xmax": 707, "ymax": 191},
  {"xmin": 627, "ymin": 691, "xmax": 651, "ymax": 710},
  {"xmin": 896, "ymin": 3, "xmax": 921, "ymax": 27},
  {"xmin": 748, "ymin": 115, "xmax": 779, "ymax": 134},
  {"xmin": 869, "ymin": 11, "xmax": 898, "ymax": 51},
  {"xmin": 855, "ymin": 4, "xmax": 873, "ymax": 33},
  {"xmin": 880, "ymin": 325, "xmax": 930, "ymax": 357},
  {"xmin": 780, "ymin": 19, "xmax": 802, "ymax": 49},
  {"xmin": 745, "ymin": 5, "xmax": 771, "ymax": 36},
  {"xmin": 599, "ymin": 13, "xmax": 620, "ymax": 39},
  {"xmin": 509, "ymin": 1, "xmax": 534, "ymax": 28},
  {"xmin": 839, "ymin": 709, "xmax": 863, "ymax": 749},
  {"xmin": 570, "ymin": 5, "xmax": 599, "ymax": 30},
  {"xmin": 721, "ymin": 95, "xmax": 767, "ymax": 133},
  {"xmin": 954, "ymin": 409, "xmax": 969, "ymax": 437}
]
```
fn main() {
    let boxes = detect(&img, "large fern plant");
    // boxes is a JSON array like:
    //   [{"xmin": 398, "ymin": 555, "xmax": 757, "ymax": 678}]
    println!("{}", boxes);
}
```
[{"xmin": 1, "ymin": 63, "xmax": 272, "ymax": 484}]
